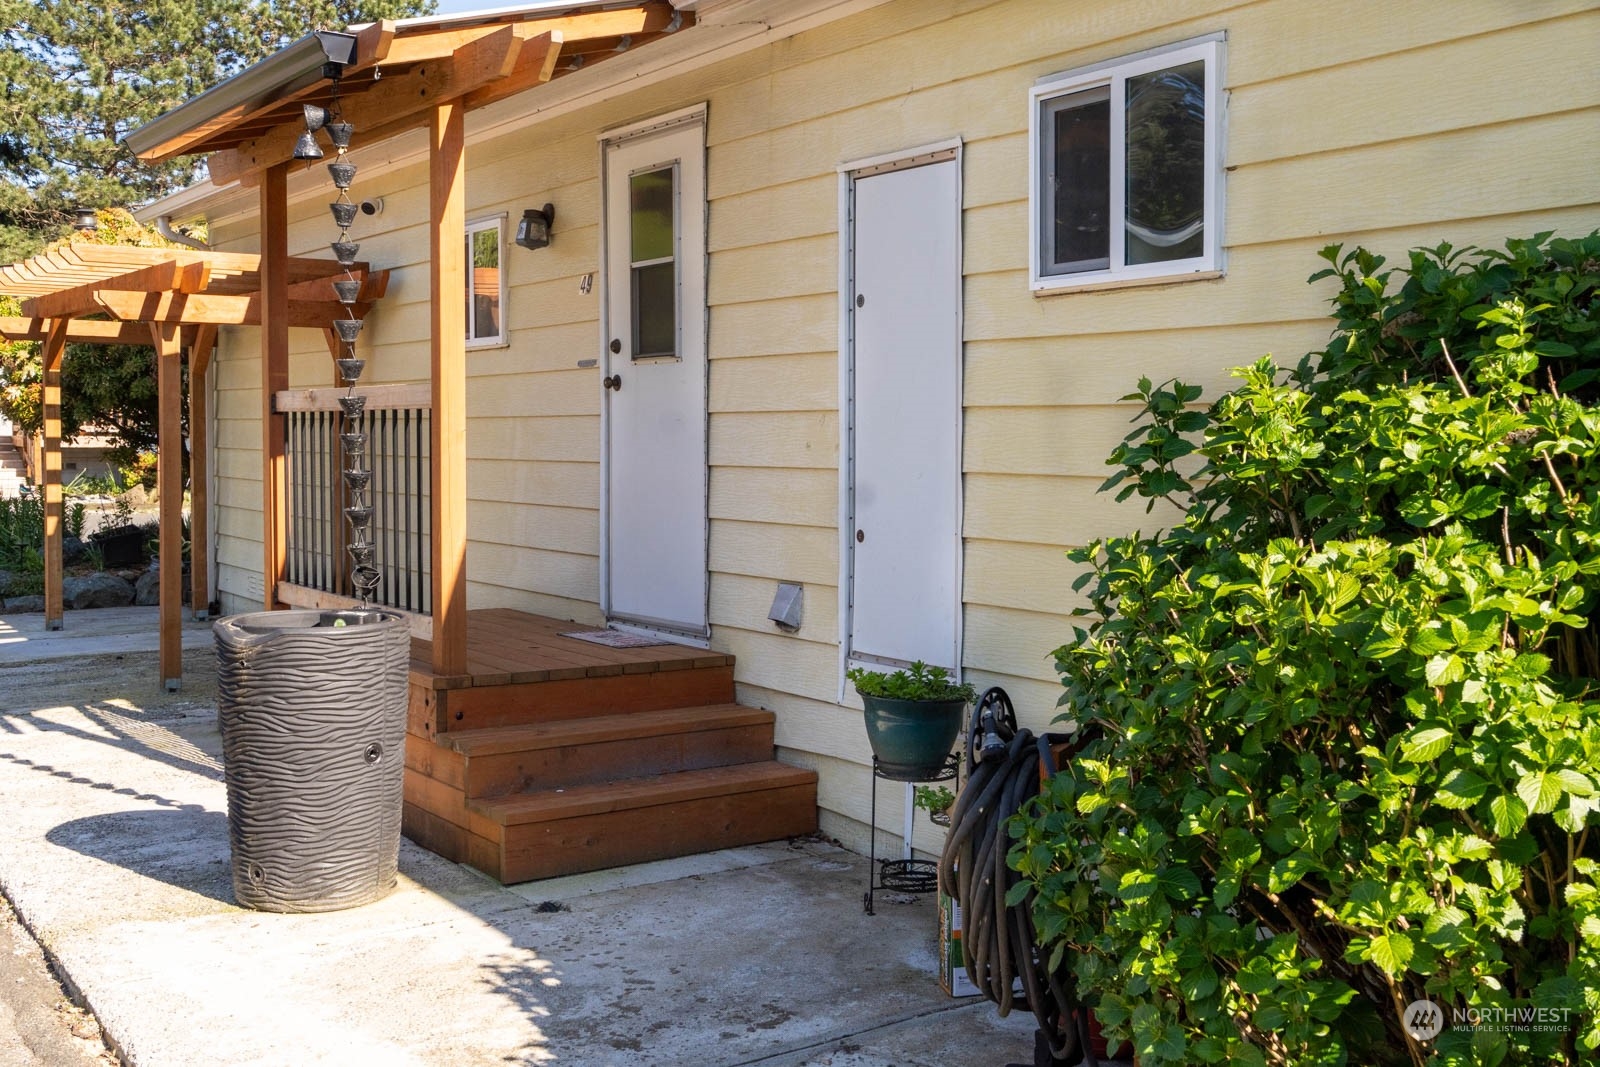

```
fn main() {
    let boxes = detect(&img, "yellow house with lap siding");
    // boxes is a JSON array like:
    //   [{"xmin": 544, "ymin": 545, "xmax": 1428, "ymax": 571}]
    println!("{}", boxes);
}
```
[{"xmin": 126, "ymin": 0, "xmax": 1600, "ymax": 880}]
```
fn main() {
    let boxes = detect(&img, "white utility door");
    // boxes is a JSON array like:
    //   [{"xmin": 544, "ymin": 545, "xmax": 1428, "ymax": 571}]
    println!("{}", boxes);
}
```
[
  {"xmin": 846, "ymin": 154, "xmax": 962, "ymax": 670},
  {"xmin": 601, "ymin": 118, "xmax": 709, "ymax": 638}
]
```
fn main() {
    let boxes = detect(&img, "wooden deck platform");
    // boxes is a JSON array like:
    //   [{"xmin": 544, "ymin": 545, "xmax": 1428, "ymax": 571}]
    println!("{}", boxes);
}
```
[
  {"xmin": 401, "ymin": 609, "xmax": 817, "ymax": 883},
  {"xmin": 409, "ymin": 608, "xmax": 733, "ymax": 690}
]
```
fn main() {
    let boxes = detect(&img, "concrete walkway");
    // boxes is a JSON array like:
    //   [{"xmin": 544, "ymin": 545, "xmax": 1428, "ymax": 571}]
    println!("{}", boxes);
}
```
[
  {"xmin": 0, "ymin": 621, "xmax": 1038, "ymax": 1066},
  {"xmin": 0, "ymin": 605, "xmax": 214, "ymax": 665}
]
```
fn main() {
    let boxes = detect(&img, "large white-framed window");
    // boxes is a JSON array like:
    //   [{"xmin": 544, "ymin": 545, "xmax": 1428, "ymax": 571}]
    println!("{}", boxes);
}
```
[
  {"xmin": 1029, "ymin": 34, "xmax": 1225, "ymax": 293},
  {"xmin": 464, "ymin": 215, "xmax": 505, "ymax": 346}
]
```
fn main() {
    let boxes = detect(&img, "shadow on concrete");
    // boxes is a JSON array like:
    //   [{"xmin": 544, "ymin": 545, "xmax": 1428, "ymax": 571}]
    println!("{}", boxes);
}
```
[
  {"xmin": 3, "ymin": 702, "xmax": 225, "ymax": 783},
  {"xmin": 45, "ymin": 807, "xmax": 236, "ymax": 907}
]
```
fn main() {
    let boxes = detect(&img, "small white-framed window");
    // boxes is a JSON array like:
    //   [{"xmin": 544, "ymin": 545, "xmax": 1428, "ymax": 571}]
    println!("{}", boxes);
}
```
[
  {"xmin": 1029, "ymin": 34, "xmax": 1224, "ymax": 292},
  {"xmin": 464, "ymin": 215, "xmax": 505, "ymax": 346}
]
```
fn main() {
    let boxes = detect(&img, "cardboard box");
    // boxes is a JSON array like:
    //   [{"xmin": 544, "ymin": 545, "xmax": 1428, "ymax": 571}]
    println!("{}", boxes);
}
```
[
  {"xmin": 940, "ymin": 889, "xmax": 981, "ymax": 997},
  {"xmin": 940, "ymin": 888, "xmax": 1027, "ymax": 999}
]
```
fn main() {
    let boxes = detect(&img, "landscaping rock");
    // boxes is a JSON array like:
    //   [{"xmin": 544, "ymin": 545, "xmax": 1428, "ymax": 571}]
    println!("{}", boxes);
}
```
[
  {"xmin": 62, "ymin": 573, "xmax": 135, "ymax": 610},
  {"xmin": 0, "ymin": 569, "xmax": 13, "ymax": 596},
  {"xmin": 3, "ymin": 595, "xmax": 45, "ymax": 613},
  {"xmin": 62, "ymin": 534, "xmax": 87, "ymax": 566},
  {"xmin": 134, "ymin": 567, "xmax": 160, "ymax": 607}
]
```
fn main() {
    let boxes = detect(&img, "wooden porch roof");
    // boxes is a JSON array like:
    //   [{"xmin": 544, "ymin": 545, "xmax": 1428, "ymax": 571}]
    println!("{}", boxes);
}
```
[{"xmin": 126, "ymin": 2, "xmax": 690, "ymax": 187}]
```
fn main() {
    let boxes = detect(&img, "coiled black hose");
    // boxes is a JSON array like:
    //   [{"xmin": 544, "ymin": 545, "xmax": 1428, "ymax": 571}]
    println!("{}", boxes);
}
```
[{"xmin": 937, "ymin": 688, "xmax": 1096, "ymax": 1066}]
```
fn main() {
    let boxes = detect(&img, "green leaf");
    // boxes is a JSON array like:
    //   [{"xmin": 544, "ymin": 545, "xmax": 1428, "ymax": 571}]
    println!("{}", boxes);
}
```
[
  {"xmin": 1435, "ymin": 768, "xmax": 1490, "ymax": 809},
  {"xmin": 1158, "ymin": 866, "xmax": 1202, "ymax": 902},
  {"xmin": 1517, "ymin": 771, "xmax": 1564, "ymax": 815},
  {"xmin": 1401, "ymin": 725, "xmax": 1453, "ymax": 763},
  {"xmin": 1268, "ymin": 852, "xmax": 1314, "ymax": 893},
  {"xmin": 1556, "ymin": 769, "xmax": 1595, "ymax": 797},
  {"xmin": 1367, "ymin": 931, "xmax": 1415, "ymax": 976},
  {"xmin": 1424, "ymin": 655, "xmax": 1465, "ymax": 686},
  {"xmin": 1489, "ymin": 793, "xmax": 1529, "ymax": 837}
]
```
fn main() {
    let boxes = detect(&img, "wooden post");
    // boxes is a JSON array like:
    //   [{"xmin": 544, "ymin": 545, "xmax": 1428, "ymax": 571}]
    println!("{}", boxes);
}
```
[
  {"xmin": 429, "ymin": 101, "xmax": 468, "ymax": 676},
  {"xmin": 151, "ymin": 322, "xmax": 184, "ymax": 689},
  {"xmin": 41, "ymin": 318, "xmax": 68, "ymax": 631},
  {"xmin": 261, "ymin": 163, "xmax": 290, "ymax": 610},
  {"xmin": 188, "ymin": 324, "xmax": 216, "ymax": 619}
]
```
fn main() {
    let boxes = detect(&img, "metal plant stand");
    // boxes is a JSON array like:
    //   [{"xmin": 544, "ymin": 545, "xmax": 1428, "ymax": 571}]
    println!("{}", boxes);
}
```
[{"xmin": 862, "ymin": 752, "xmax": 958, "ymax": 915}]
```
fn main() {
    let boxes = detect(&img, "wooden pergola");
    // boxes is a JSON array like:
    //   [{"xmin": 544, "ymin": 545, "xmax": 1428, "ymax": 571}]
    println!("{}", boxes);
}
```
[
  {"xmin": 0, "ymin": 245, "xmax": 386, "ymax": 689},
  {"xmin": 117, "ymin": 2, "xmax": 690, "ymax": 680}
]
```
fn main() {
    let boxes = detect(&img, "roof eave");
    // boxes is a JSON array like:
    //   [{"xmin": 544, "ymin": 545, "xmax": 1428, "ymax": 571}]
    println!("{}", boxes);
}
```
[{"xmin": 123, "ymin": 31, "xmax": 359, "ymax": 161}]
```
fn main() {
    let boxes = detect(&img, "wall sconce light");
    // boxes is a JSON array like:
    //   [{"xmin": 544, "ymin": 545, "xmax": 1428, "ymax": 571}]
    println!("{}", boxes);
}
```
[
  {"xmin": 515, "ymin": 203, "xmax": 555, "ymax": 250},
  {"xmin": 72, "ymin": 207, "xmax": 98, "ymax": 232}
]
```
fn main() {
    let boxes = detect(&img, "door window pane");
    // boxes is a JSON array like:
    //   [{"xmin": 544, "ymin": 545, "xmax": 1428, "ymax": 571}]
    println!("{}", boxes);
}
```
[
  {"xmin": 632, "ymin": 262, "xmax": 675, "ymax": 358},
  {"xmin": 629, "ymin": 166, "xmax": 676, "ymax": 359},
  {"xmin": 1125, "ymin": 60, "xmax": 1205, "ymax": 265},
  {"xmin": 1048, "ymin": 86, "xmax": 1110, "ymax": 272},
  {"xmin": 630, "ymin": 168, "xmax": 675, "ymax": 262}
]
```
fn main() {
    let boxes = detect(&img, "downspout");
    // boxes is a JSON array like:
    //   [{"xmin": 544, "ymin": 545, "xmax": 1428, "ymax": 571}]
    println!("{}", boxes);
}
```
[{"xmin": 154, "ymin": 215, "xmax": 210, "ymax": 250}]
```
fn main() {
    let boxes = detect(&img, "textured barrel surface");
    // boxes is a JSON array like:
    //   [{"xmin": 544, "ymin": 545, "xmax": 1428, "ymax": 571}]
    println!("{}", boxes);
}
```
[{"xmin": 214, "ymin": 610, "xmax": 410, "ymax": 912}]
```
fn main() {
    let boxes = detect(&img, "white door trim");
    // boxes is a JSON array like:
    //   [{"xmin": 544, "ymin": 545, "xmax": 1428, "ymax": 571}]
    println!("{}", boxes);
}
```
[
  {"xmin": 597, "ymin": 106, "xmax": 711, "ymax": 640},
  {"xmin": 597, "ymin": 102, "xmax": 708, "ymax": 144},
  {"xmin": 836, "ymin": 141, "xmax": 965, "ymax": 701}
]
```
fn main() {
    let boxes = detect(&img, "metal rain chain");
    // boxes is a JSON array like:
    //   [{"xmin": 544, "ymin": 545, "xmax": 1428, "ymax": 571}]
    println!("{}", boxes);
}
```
[{"xmin": 298, "ymin": 67, "xmax": 381, "ymax": 611}]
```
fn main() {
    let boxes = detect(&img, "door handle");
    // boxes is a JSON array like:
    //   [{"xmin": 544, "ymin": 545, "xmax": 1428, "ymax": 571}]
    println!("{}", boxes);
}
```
[{"xmin": 603, "ymin": 374, "xmax": 622, "ymax": 392}]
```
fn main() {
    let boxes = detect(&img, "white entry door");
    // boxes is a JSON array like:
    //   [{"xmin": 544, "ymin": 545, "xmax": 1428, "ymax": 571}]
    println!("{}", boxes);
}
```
[
  {"xmin": 602, "ymin": 115, "xmax": 708, "ymax": 637},
  {"xmin": 846, "ymin": 151, "xmax": 963, "ymax": 670}
]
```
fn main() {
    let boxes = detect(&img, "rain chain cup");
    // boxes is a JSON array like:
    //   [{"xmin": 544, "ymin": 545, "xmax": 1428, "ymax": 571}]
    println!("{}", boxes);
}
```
[{"xmin": 300, "ymin": 73, "xmax": 381, "ymax": 610}]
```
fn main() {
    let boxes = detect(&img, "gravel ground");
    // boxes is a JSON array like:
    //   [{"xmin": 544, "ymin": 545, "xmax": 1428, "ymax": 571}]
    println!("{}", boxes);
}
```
[{"xmin": 0, "ymin": 648, "xmax": 219, "ymax": 716}]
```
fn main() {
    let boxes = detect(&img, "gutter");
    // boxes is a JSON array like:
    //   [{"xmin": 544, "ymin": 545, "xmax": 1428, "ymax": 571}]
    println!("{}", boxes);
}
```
[{"xmin": 123, "ymin": 31, "xmax": 358, "ymax": 161}]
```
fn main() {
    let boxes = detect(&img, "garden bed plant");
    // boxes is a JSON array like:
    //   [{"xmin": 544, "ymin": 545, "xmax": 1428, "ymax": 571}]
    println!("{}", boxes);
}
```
[{"xmin": 1012, "ymin": 233, "xmax": 1600, "ymax": 1065}]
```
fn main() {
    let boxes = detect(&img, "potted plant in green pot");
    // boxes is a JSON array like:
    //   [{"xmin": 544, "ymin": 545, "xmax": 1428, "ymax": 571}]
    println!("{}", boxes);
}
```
[
  {"xmin": 914, "ymin": 785, "xmax": 956, "ymax": 827},
  {"xmin": 847, "ymin": 661, "xmax": 975, "ymax": 780}
]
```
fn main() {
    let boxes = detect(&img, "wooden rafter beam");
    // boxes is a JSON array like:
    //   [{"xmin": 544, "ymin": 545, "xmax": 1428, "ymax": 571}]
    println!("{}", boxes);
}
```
[
  {"xmin": 208, "ymin": 25, "xmax": 524, "ymax": 187},
  {"xmin": 0, "ymin": 316, "xmax": 200, "ymax": 347},
  {"xmin": 377, "ymin": 3, "xmax": 672, "ymax": 66},
  {"xmin": 352, "ymin": 31, "xmax": 562, "ymax": 159},
  {"xmin": 22, "ymin": 258, "xmax": 213, "ymax": 320},
  {"xmin": 286, "ymin": 267, "xmax": 389, "ymax": 305},
  {"xmin": 90, "ymin": 290, "xmax": 371, "ymax": 328},
  {"xmin": 39, "ymin": 244, "xmax": 370, "ymax": 285},
  {"xmin": 1, "ymin": 246, "xmax": 377, "ymax": 309},
  {"xmin": 462, "ymin": 30, "xmax": 563, "ymax": 111}
]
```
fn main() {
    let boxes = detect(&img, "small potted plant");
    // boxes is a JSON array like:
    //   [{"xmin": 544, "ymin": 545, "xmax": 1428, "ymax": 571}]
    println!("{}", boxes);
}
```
[
  {"xmin": 847, "ymin": 661, "xmax": 975, "ymax": 780},
  {"xmin": 914, "ymin": 785, "xmax": 956, "ymax": 827}
]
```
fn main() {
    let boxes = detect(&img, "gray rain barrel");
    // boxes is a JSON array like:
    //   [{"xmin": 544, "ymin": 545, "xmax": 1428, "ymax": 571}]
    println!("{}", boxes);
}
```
[{"xmin": 214, "ymin": 609, "xmax": 410, "ymax": 912}]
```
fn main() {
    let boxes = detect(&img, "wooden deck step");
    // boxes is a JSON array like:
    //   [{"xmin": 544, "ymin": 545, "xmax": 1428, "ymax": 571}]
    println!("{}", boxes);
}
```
[
  {"xmin": 465, "ymin": 761, "xmax": 818, "ymax": 883},
  {"xmin": 442, "ymin": 704, "xmax": 778, "ymax": 797}
]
